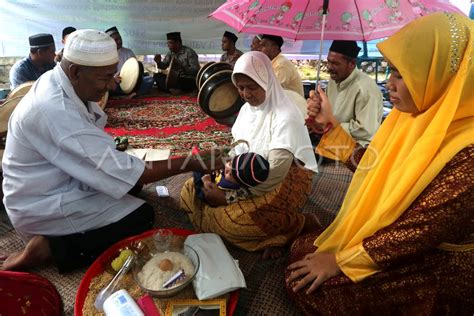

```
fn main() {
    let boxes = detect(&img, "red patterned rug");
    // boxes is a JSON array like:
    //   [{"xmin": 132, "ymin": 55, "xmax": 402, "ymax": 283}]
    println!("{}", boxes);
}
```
[{"xmin": 105, "ymin": 96, "xmax": 232, "ymax": 157}]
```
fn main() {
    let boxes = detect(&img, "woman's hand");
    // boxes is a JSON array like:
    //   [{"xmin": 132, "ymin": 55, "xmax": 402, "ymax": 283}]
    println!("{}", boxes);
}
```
[
  {"xmin": 286, "ymin": 252, "xmax": 341, "ymax": 294},
  {"xmin": 307, "ymin": 86, "xmax": 339, "ymax": 132},
  {"xmin": 202, "ymin": 175, "xmax": 227, "ymax": 207}
]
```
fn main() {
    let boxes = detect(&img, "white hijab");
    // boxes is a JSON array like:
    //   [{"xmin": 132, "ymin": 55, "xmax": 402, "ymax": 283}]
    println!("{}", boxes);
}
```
[{"xmin": 231, "ymin": 51, "xmax": 318, "ymax": 172}]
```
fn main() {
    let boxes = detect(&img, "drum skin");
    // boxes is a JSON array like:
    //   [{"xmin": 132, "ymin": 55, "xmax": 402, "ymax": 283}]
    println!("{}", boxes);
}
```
[
  {"xmin": 198, "ymin": 70, "xmax": 244, "ymax": 120},
  {"xmin": 198, "ymin": 62, "xmax": 232, "ymax": 89},
  {"xmin": 120, "ymin": 58, "xmax": 144, "ymax": 94}
]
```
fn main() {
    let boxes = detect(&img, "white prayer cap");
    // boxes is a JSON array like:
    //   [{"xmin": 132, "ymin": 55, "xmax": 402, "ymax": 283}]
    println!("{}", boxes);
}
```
[{"xmin": 63, "ymin": 29, "xmax": 118, "ymax": 67}]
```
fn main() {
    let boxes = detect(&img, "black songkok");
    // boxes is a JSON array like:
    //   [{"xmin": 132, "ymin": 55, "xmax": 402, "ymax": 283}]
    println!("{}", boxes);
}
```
[
  {"xmin": 223, "ymin": 31, "xmax": 238, "ymax": 43},
  {"xmin": 166, "ymin": 32, "xmax": 181, "ymax": 41},
  {"xmin": 261, "ymin": 34, "xmax": 284, "ymax": 48},
  {"xmin": 29, "ymin": 33, "xmax": 54, "ymax": 48},
  {"xmin": 329, "ymin": 40, "xmax": 361, "ymax": 58}
]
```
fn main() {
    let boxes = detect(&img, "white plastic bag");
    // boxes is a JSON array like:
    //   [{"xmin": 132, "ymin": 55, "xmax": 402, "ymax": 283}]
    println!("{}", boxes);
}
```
[{"xmin": 184, "ymin": 233, "xmax": 246, "ymax": 300}]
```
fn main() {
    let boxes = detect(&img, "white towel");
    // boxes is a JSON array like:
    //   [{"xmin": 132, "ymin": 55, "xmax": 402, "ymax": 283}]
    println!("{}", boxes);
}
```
[{"xmin": 185, "ymin": 233, "xmax": 246, "ymax": 300}]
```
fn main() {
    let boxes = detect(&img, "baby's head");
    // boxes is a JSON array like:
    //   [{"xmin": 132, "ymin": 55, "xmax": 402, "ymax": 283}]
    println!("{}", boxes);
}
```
[{"xmin": 224, "ymin": 152, "xmax": 270, "ymax": 187}]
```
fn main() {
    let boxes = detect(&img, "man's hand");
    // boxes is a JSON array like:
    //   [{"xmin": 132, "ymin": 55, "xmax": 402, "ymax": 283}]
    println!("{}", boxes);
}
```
[
  {"xmin": 307, "ymin": 86, "xmax": 339, "ymax": 132},
  {"xmin": 286, "ymin": 252, "xmax": 341, "ymax": 294},
  {"xmin": 154, "ymin": 54, "xmax": 161, "ymax": 64},
  {"xmin": 138, "ymin": 148, "xmax": 222, "ymax": 186},
  {"xmin": 114, "ymin": 74, "xmax": 122, "ymax": 84}
]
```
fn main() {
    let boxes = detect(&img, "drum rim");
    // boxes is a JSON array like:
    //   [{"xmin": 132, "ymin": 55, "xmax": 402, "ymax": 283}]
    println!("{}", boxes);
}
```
[
  {"xmin": 198, "ymin": 62, "xmax": 233, "ymax": 89},
  {"xmin": 134, "ymin": 61, "xmax": 144, "ymax": 93},
  {"xmin": 165, "ymin": 57, "xmax": 180, "ymax": 90},
  {"xmin": 196, "ymin": 61, "xmax": 215, "ymax": 88},
  {"xmin": 6, "ymin": 81, "xmax": 35, "ymax": 101},
  {"xmin": 198, "ymin": 69, "xmax": 244, "ymax": 119}
]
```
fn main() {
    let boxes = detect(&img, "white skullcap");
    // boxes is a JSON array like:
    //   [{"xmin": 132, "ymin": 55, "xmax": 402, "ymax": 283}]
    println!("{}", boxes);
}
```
[{"xmin": 63, "ymin": 29, "xmax": 118, "ymax": 67}]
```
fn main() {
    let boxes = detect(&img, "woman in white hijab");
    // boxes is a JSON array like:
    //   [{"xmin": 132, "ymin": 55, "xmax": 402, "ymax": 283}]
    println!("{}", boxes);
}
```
[{"xmin": 181, "ymin": 51, "xmax": 318, "ymax": 259}]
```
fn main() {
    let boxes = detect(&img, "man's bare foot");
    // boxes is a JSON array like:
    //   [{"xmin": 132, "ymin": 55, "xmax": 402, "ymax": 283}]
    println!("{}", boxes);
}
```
[
  {"xmin": 262, "ymin": 246, "xmax": 284, "ymax": 260},
  {"xmin": 302, "ymin": 213, "xmax": 322, "ymax": 234},
  {"xmin": 0, "ymin": 236, "xmax": 52, "ymax": 271},
  {"xmin": 169, "ymin": 88, "xmax": 182, "ymax": 96},
  {"xmin": 124, "ymin": 92, "xmax": 137, "ymax": 99}
]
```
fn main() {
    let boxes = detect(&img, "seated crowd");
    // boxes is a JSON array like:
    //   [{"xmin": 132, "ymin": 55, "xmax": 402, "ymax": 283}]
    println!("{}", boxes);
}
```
[{"xmin": 1, "ymin": 12, "xmax": 472, "ymax": 314}]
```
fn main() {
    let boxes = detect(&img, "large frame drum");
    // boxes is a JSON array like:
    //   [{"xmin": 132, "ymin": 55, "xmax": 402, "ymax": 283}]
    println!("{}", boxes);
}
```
[{"xmin": 198, "ymin": 69, "xmax": 244, "ymax": 122}]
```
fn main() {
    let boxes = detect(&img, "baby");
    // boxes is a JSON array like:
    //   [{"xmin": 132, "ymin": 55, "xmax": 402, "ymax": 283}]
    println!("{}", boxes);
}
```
[{"xmin": 194, "ymin": 152, "xmax": 270, "ymax": 204}]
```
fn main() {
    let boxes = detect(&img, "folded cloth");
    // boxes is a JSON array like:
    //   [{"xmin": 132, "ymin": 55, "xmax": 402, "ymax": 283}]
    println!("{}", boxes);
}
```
[{"xmin": 184, "ymin": 233, "xmax": 246, "ymax": 300}]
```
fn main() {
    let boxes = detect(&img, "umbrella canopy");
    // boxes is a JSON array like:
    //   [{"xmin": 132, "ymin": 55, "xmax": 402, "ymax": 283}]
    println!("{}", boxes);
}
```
[{"xmin": 210, "ymin": 0, "xmax": 464, "ymax": 41}]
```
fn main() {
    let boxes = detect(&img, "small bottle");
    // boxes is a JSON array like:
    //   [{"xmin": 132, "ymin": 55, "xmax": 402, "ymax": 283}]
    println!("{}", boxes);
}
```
[{"xmin": 103, "ymin": 289, "xmax": 144, "ymax": 316}]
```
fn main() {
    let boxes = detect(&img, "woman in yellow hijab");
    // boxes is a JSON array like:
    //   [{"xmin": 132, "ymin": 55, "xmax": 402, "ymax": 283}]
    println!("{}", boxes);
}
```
[{"xmin": 285, "ymin": 12, "xmax": 473, "ymax": 314}]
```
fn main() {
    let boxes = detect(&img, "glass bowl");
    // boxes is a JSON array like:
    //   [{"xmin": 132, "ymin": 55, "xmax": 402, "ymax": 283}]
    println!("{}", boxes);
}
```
[{"xmin": 132, "ymin": 244, "xmax": 200, "ymax": 298}]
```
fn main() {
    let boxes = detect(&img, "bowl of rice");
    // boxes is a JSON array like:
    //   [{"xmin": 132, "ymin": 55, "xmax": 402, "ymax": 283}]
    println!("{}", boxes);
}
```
[{"xmin": 132, "ymin": 245, "xmax": 200, "ymax": 298}]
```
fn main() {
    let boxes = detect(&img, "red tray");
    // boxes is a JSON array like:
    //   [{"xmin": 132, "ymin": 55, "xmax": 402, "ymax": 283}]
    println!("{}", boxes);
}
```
[{"xmin": 74, "ymin": 228, "xmax": 239, "ymax": 315}]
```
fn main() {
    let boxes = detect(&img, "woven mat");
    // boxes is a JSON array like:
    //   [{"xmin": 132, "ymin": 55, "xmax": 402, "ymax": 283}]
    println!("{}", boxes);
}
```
[
  {"xmin": 0, "ymin": 163, "xmax": 352, "ymax": 315},
  {"xmin": 302, "ymin": 161, "xmax": 353, "ymax": 228}
]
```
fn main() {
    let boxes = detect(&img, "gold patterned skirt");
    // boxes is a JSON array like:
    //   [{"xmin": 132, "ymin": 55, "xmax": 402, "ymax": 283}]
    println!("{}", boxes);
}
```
[
  {"xmin": 285, "ymin": 232, "xmax": 474, "ymax": 315},
  {"xmin": 180, "ymin": 165, "xmax": 313, "ymax": 251}
]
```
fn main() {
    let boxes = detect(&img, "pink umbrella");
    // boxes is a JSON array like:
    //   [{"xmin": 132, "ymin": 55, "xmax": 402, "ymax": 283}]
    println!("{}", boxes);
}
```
[{"xmin": 210, "ymin": 0, "xmax": 464, "ymax": 41}]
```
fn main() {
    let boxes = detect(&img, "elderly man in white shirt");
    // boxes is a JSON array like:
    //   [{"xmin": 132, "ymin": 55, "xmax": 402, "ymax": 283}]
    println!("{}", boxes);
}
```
[{"xmin": 1, "ymin": 29, "xmax": 218, "ymax": 273}]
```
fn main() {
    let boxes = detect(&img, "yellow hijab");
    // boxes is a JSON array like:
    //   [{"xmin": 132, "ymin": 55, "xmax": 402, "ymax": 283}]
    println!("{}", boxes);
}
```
[{"xmin": 315, "ymin": 13, "xmax": 474, "ymax": 265}]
